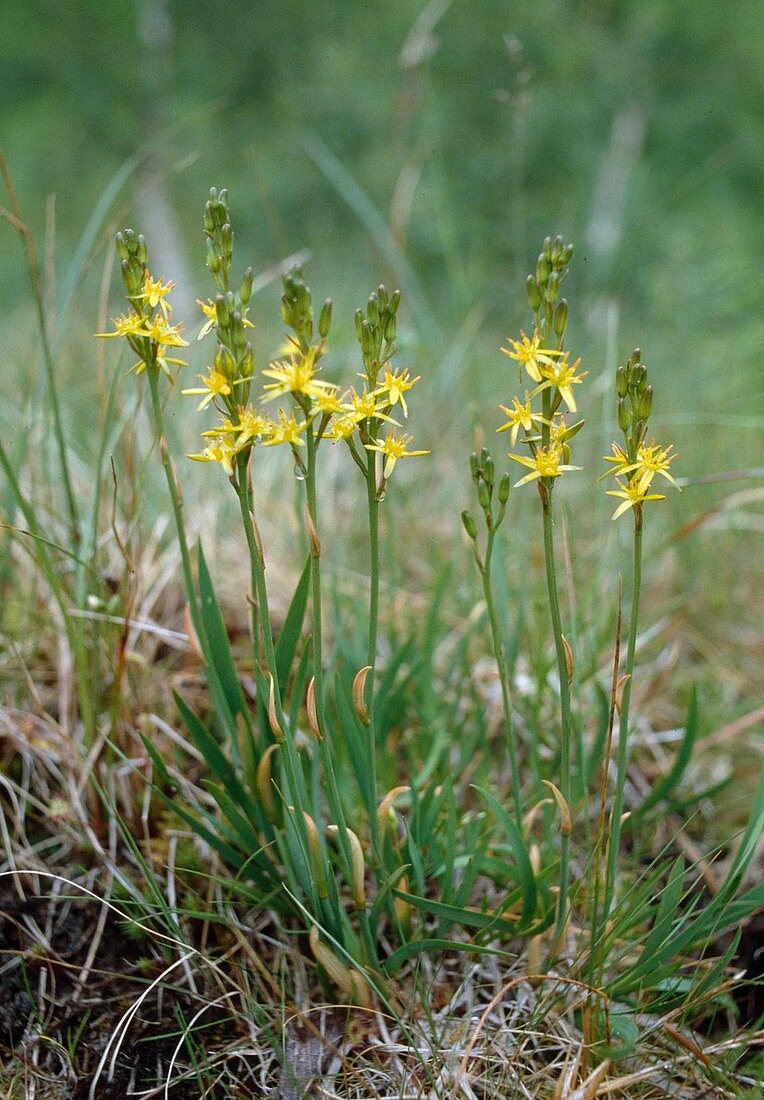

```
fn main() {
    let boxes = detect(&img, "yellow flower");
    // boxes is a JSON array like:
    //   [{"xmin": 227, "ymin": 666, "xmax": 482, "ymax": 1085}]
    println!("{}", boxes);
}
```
[
  {"xmin": 132, "ymin": 274, "xmax": 175, "ymax": 317},
  {"xmin": 496, "ymin": 397, "xmax": 547, "ymax": 446},
  {"xmin": 196, "ymin": 299, "xmax": 218, "ymax": 340},
  {"xmin": 182, "ymin": 369, "xmax": 233, "ymax": 411},
  {"xmin": 343, "ymin": 388, "xmax": 399, "ymax": 425},
  {"xmin": 365, "ymin": 431, "xmax": 429, "ymax": 478},
  {"xmin": 606, "ymin": 478, "xmax": 665, "ymax": 520},
  {"xmin": 633, "ymin": 441, "xmax": 679, "ymax": 493},
  {"xmin": 313, "ymin": 390, "xmax": 344, "ymax": 416},
  {"xmin": 218, "ymin": 407, "xmax": 274, "ymax": 447},
  {"xmin": 152, "ymin": 347, "xmax": 187, "ymax": 379},
  {"xmin": 262, "ymin": 408, "xmax": 306, "ymax": 447},
  {"xmin": 187, "ymin": 436, "xmax": 240, "ymax": 477},
  {"xmin": 374, "ymin": 367, "xmax": 420, "ymax": 416},
  {"xmin": 508, "ymin": 444, "xmax": 581, "ymax": 487},
  {"xmin": 502, "ymin": 330, "xmax": 562, "ymax": 383},
  {"xmin": 533, "ymin": 354, "xmax": 587, "ymax": 412},
  {"xmin": 96, "ymin": 313, "xmax": 146, "ymax": 340},
  {"xmin": 261, "ymin": 347, "xmax": 336, "ymax": 403},
  {"xmin": 141, "ymin": 314, "xmax": 189, "ymax": 348},
  {"xmin": 327, "ymin": 414, "xmax": 362, "ymax": 443}
]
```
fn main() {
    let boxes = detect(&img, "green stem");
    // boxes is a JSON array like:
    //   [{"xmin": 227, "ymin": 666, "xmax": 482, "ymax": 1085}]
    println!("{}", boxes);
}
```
[
  {"xmin": 481, "ymin": 523, "xmax": 523, "ymax": 825},
  {"xmin": 234, "ymin": 455, "xmax": 323, "ymax": 910},
  {"xmin": 146, "ymin": 369, "xmax": 202, "ymax": 635},
  {"xmin": 601, "ymin": 516, "xmax": 643, "ymax": 932},
  {"xmin": 304, "ymin": 429, "xmax": 360, "ymax": 926},
  {"xmin": 541, "ymin": 486, "xmax": 573, "ymax": 949},
  {"xmin": 365, "ymin": 453, "xmax": 381, "ymax": 848}
]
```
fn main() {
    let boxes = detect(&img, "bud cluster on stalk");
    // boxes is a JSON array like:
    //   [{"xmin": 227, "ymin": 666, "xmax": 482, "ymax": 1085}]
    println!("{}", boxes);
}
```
[
  {"xmin": 526, "ymin": 233, "xmax": 574, "ymax": 334},
  {"xmin": 354, "ymin": 284, "xmax": 401, "ymax": 385},
  {"xmin": 463, "ymin": 447, "xmax": 510, "ymax": 545},
  {"xmin": 616, "ymin": 348, "xmax": 653, "ymax": 455},
  {"xmin": 281, "ymin": 266, "xmax": 333, "ymax": 353}
]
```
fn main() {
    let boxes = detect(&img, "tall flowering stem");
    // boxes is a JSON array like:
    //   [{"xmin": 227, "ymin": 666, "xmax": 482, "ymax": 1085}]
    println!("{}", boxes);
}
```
[
  {"xmin": 598, "ymin": 350, "xmax": 680, "ymax": 950},
  {"xmin": 463, "ymin": 452, "xmax": 523, "ymax": 825},
  {"xmin": 501, "ymin": 235, "xmax": 584, "ymax": 951}
]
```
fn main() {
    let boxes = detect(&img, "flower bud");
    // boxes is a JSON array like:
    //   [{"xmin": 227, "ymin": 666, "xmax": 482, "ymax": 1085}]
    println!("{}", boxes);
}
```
[
  {"xmin": 631, "ymin": 363, "xmax": 647, "ymax": 391},
  {"xmin": 616, "ymin": 365, "xmax": 629, "ymax": 398},
  {"xmin": 545, "ymin": 271, "xmax": 560, "ymax": 303},
  {"xmin": 214, "ymin": 344, "xmax": 237, "ymax": 381},
  {"xmin": 617, "ymin": 398, "xmax": 631, "ymax": 433},
  {"xmin": 543, "ymin": 236, "xmax": 553, "ymax": 259},
  {"xmin": 536, "ymin": 253, "xmax": 550, "ymax": 285},
  {"xmin": 561, "ymin": 243, "xmax": 574, "ymax": 263},
  {"xmin": 552, "ymin": 235, "xmax": 565, "ymax": 263},
  {"xmin": 377, "ymin": 284, "xmax": 388, "ymax": 311},
  {"xmin": 354, "ymin": 309, "xmax": 364, "ymax": 341},
  {"xmin": 123, "ymin": 228, "xmax": 137, "ymax": 252},
  {"xmin": 389, "ymin": 288, "xmax": 402, "ymax": 314},
  {"xmin": 461, "ymin": 510, "xmax": 477, "ymax": 539},
  {"xmin": 628, "ymin": 348, "xmax": 641, "ymax": 370},
  {"xmin": 115, "ymin": 232, "xmax": 129, "ymax": 261},
  {"xmin": 215, "ymin": 294, "xmax": 230, "ymax": 328},
  {"xmin": 220, "ymin": 223, "xmax": 233, "ymax": 260},
  {"xmin": 553, "ymin": 299, "xmax": 568, "ymax": 337},
  {"xmin": 318, "ymin": 298, "xmax": 333, "ymax": 340},
  {"xmin": 498, "ymin": 472, "xmax": 510, "ymax": 504},
  {"xmin": 366, "ymin": 292, "xmax": 379, "ymax": 326},
  {"xmin": 483, "ymin": 453, "xmax": 495, "ymax": 486},
  {"xmin": 526, "ymin": 275, "xmax": 542, "ymax": 311},
  {"xmin": 230, "ymin": 310, "xmax": 246, "ymax": 351},
  {"xmin": 469, "ymin": 452, "xmax": 480, "ymax": 480},
  {"xmin": 239, "ymin": 266, "xmax": 254, "ymax": 304},
  {"xmin": 361, "ymin": 319, "xmax": 374, "ymax": 357},
  {"xmin": 207, "ymin": 244, "xmax": 221, "ymax": 275},
  {"xmin": 383, "ymin": 312, "xmax": 397, "ymax": 343},
  {"xmin": 477, "ymin": 480, "xmax": 491, "ymax": 511},
  {"xmin": 136, "ymin": 235, "xmax": 148, "ymax": 265},
  {"xmin": 638, "ymin": 384, "xmax": 653, "ymax": 420},
  {"xmin": 203, "ymin": 201, "xmax": 216, "ymax": 233}
]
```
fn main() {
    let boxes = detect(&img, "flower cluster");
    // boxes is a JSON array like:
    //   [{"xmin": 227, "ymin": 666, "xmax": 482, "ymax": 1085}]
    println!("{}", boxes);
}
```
[
  {"xmin": 601, "ymin": 350, "xmax": 680, "ymax": 520},
  {"xmin": 97, "ymin": 232, "xmax": 188, "ymax": 378},
  {"xmin": 497, "ymin": 237, "xmax": 586, "ymax": 489}
]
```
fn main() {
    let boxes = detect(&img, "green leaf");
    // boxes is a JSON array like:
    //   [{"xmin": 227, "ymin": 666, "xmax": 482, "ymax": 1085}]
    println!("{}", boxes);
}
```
[
  {"xmin": 275, "ymin": 555, "xmax": 311, "ymax": 690},
  {"xmin": 636, "ymin": 687, "xmax": 698, "ymax": 816},
  {"xmin": 197, "ymin": 542, "xmax": 248, "ymax": 727},
  {"xmin": 174, "ymin": 692, "xmax": 250, "ymax": 811},
  {"xmin": 391, "ymin": 889, "xmax": 526, "ymax": 937},
  {"xmin": 473, "ymin": 785, "xmax": 538, "ymax": 926}
]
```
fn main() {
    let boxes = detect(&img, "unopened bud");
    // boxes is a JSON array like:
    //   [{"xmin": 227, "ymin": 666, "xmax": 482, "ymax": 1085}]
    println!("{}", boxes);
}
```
[
  {"xmin": 543, "ymin": 236, "xmax": 553, "ymax": 259},
  {"xmin": 616, "ymin": 365, "xmax": 629, "ymax": 398},
  {"xmin": 628, "ymin": 348, "xmax": 641, "ymax": 369},
  {"xmin": 545, "ymin": 271, "xmax": 560, "ymax": 303},
  {"xmin": 561, "ymin": 243, "xmax": 574, "ymax": 263},
  {"xmin": 318, "ymin": 299, "xmax": 333, "ymax": 340},
  {"xmin": 354, "ymin": 309, "xmax": 364, "ymax": 341},
  {"xmin": 483, "ymin": 453, "xmax": 495, "ymax": 486},
  {"xmin": 554, "ymin": 298, "xmax": 568, "ymax": 336},
  {"xmin": 214, "ymin": 344, "xmax": 237, "ymax": 381},
  {"xmin": 377, "ymin": 284, "xmax": 388, "ymax": 311},
  {"xmin": 383, "ymin": 312, "xmax": 397, "ymax": 343},
  {"xmin": 367, "ymin": 292, "xmax": 379, "ymax": 325},
  {"xmin": 469, "ymin": 452, "xmax": 480, "ymax": 480},
  {"xmin": 638, "ymin": 384, "xmax": 653, "ymax": 420},
  {"xmin": 207, "ymin": 244, "xmax": 222, "ymax": 274},
  {"xmin": 135, "ymin": 235, "xmax": 148, "ymax": 265},
  {"xmin": 215, "ymin": 294, "xmax": 230, "ymax": 328},
  {"xmin": 203, "ymin": 201, "xmax": 215, "ymax": 233},
  {"xmin": 220, "ymin": 222, "xmax": 233, "ymax": 259},
  {"xmin": 239, "ymin": 266, "xmax": 254, "ymax": 304},
  {"xmin": 115, "ymin": 232, "xmax": 129, "ymax": 261},
  {"xmin": 631, "ymin": 364, "xmax": 647, "ymax": 393},
  {"xmin": 389, "ymin": 288, "xmax": 402, "ymax": 314},
  {"xmin": 461, "ymin": 509, "xmax": 478, "ymax": 539},
  {"xmin": 617, "ymin": 398, "xmax": 631, "ymax": 433},
  {"xmin": 477, "ymin": 479, "xmax": 491, "ymax": 511},
  {"xmin": 498, "ymin": 473, "xmax": 510, "ymax": 504},
  {"xmin": 536, "ymin": 253, "xmax": 551, "ymax": 285},
  {"xmin": 526, "ymin": 275, "xmax": 542, "ymax": 311}
]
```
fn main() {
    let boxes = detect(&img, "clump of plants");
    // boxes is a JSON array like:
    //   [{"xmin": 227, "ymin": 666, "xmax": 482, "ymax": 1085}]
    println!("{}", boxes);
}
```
[{"xmin": 91, "ymin": 190, "xmax": 764, "ymax": 1068}]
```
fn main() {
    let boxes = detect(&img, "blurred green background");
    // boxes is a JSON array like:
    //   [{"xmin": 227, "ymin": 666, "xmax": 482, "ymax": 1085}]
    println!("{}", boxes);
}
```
[
  {"xmin": 3, "ymin": 0, "xmax": 763, "ymax": 404},
  {"xmin": 0, "ymin": 0, "xmax": 761, "ymax": 716}
]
